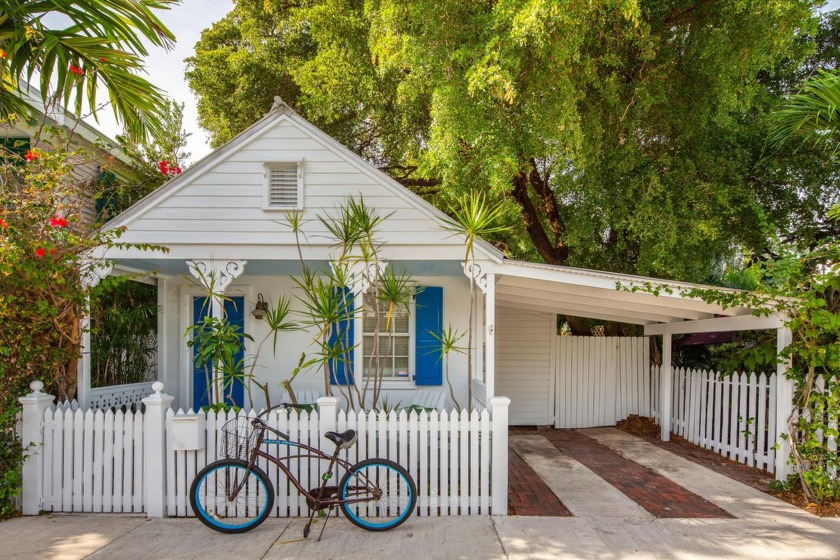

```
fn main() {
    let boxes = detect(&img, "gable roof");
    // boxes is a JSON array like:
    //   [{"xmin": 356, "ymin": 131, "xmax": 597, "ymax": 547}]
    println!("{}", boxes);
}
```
[{"xmin": 107, "ymin": 102, "xmax": 504, "ymax": 262}]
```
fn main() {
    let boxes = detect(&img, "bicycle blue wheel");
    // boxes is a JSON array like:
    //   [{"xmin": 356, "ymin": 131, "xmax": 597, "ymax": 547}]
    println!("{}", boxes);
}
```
[
  {"xmin": 190, "ymin": 459, "xmax": 274, "ymax": 533},
  {"xmin": 339, "ymin": 458, "xmax": 416, "ymax": 531}
]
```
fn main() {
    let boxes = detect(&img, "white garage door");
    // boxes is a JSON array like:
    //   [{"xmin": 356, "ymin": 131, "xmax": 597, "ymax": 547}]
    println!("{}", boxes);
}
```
[{"xmin": 495, "ymin": 306, "xmax": 554, "ymax": 425}]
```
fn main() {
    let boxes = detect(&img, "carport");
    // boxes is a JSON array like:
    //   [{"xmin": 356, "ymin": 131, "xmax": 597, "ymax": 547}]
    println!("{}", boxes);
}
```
[{"xmin": 472, "ymin": 259, "xmax": 792, "ymax": 478}]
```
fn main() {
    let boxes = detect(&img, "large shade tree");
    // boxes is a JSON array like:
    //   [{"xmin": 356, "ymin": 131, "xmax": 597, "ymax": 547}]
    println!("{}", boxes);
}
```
[
  {"xmin": 0, "ymin": 0, "xmax": 177, "ymax": 141},
  {"xmin": 187, "ymin": 1, "xmax": 838, "ymax": 287}
]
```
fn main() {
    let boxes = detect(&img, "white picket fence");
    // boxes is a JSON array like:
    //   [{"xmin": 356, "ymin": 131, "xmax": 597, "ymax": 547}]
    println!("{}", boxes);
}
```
[
  {"xmin": 20, "ymin": 382, "xmax": 510, "ymax": 517},
  {"xmin": 555, "ymin": 336, "xmax": 651, "ymax": 428},
  {"xmin": 652, "ymin": 366, "xmax": 778, "ymax": 473}
]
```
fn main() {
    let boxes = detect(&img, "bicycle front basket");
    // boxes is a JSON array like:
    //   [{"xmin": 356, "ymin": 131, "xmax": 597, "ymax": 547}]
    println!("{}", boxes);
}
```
[{"xmin": 220, "ymin": 417, "xmax": 259, "ymax": 460}]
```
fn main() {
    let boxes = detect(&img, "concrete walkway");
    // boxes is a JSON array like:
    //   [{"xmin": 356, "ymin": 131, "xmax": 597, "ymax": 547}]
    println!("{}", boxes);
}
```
[{"xmin": 3, "ymin": 429, "xmax": 840, "ymax": 559}]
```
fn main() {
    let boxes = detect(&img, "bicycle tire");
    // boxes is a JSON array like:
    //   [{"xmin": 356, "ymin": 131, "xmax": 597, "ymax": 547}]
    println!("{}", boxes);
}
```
[
  {"xmin": 339, "ymin": 458, "xmax": 416, "ymax": 531},
  {"xmin": 190, "ymin": 459, "xmax": 274, "ymax": 533}
]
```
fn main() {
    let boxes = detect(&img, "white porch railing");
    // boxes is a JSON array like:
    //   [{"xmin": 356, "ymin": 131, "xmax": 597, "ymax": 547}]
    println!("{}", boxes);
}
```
[
  {"xmin": 88, "ymin": 381, "xmax": 155, "ymax": 410},
  {"xmin": 19, "ymin": 382, "xmax": 510, "ymax": 517}
]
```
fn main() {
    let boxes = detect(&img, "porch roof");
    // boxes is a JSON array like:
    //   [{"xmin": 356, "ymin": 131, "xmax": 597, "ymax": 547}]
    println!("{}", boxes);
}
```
[{"xmin": 486, "ymin": 259, "xmax": 783, "ymax": 334}]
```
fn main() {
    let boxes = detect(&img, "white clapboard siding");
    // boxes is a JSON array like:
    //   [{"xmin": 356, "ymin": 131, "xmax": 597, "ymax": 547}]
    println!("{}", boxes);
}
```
[
  {"xmin": 555, "ymin": 336, "xmax": 649, "ymax": 428},
  {"xmin": 496, "ymin": 306, "xmax": 554, "ymax": 425},
  {"xmin": 121, "ymin": 117, "xmax": 468, "ymax": 250},
  {"xmin": 653, "ymin": 366, "xmax": 779, "ymax": 474}
]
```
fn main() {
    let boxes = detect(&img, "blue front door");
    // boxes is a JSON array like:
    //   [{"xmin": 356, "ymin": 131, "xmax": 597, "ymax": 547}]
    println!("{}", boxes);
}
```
[{"xmin": 193, "ymin": 296, "xmax": 246, "ymax": 409}]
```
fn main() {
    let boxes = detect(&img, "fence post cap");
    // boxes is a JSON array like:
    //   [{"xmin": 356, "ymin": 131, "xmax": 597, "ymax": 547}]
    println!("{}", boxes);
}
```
[
  {"xmin": 488, "ymin": 396, "xmax": 511, "ymax": 407},
  {"xmin": 142, "ymin": 382, "xmax": 173, "ymax": 406},
  {"xmin": 19, "ymin": 380, "xmax": 54, "ymax": 405},
  {"xmin": 316, "ymin": 396, "xmax": 338, "ymax": 406}
]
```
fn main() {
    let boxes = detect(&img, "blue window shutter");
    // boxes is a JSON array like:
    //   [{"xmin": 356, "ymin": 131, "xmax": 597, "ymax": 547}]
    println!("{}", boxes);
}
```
[
  {"xmin": 329, "ymin": 287, "xmax": 355, "ymax": 385},
  {"xmin": 192, "ymin": 296, "xmax": 246, "ymax": 409},
  {"xmin": 415, "ymin": 286, "xmax": 443, "ymax": 386}
]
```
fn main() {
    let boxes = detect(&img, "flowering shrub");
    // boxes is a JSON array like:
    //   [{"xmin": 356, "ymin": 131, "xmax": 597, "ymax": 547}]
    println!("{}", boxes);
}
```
[{"xmin": 0, "ymin": 143, "xmax": 164, "ymax": 401}]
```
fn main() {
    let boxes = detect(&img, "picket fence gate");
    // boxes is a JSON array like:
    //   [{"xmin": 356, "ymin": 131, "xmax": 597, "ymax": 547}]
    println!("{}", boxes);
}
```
[
  {"xmin": 652, "ymin": 366, "xmax": 778, "ymax": 473},
  {"xmin": 19, "ymin": 382, "xmax": 510, "ymax": 518}
]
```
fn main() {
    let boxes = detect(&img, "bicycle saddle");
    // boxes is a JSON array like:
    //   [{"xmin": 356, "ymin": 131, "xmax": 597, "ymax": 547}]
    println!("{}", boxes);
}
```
[{"xmin": 324, "ymin": 429, "xmax": 357, "ymax": 449}]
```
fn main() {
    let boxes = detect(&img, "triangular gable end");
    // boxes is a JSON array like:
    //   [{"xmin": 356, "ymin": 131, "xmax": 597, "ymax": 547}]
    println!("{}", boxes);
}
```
[{"xmin": 109, "ymin": 106, "xmax": 502, "ymax": 262}]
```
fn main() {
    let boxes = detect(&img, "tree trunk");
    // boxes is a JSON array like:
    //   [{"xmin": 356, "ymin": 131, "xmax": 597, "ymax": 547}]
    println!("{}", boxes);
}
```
[{"xmin": 564, "ymin": 315, "xmax": 591, "ymax": 336}]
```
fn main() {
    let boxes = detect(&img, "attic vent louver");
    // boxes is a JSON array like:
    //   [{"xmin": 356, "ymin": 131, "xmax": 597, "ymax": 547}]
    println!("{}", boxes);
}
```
[{"xmin": 264, "ymin": 162, "xmax": 302, "ymax": 210}]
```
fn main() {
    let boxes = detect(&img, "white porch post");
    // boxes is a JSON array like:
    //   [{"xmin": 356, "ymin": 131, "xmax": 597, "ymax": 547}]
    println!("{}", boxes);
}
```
[
  {"xmin": 485, "ymin": 273, "xmax": 496, "ymax": 399},
  {"xmin": 78, "ymin": 262, "xmax": 112, "ymax": 408},
  {"xmin": 659, "ymin": 333, "xmax": 673, "ymax": 441},
  {"xmin": 187, "ymin": 260, "xmax": 246, "ymax": 404},
  {"xmin": 775, "ymin": 327, "xmax": 794, "ymax": 479}
]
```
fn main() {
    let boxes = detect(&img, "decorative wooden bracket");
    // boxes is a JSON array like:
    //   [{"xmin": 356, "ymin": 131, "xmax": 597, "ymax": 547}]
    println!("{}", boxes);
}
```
[
  {"xmin": 187, "ymin": 260, "xmax": 247, "ymax": 292},
  {"xmin": 462, "ymin": 261, "xmax": 488, "ymax": 294}
]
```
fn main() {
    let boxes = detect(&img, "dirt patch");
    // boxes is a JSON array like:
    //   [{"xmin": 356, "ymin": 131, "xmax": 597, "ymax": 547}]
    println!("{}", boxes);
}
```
[
  {"xmin": 769, "ymin": 490, "xmax": 840, "ymax": 517},
  {"xmin": 615, "ymin": 416, "xmax": 840, "ymax": 517},
  {"xmin": 616, "ymin": 415, "xmax": 660, "ymax": 438}
]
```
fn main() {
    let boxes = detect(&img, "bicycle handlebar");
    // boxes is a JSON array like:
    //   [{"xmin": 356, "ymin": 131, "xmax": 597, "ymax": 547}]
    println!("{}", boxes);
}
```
[{"xmin": 251, "ymin": 402, "xmax": 313, "ymax": 440}]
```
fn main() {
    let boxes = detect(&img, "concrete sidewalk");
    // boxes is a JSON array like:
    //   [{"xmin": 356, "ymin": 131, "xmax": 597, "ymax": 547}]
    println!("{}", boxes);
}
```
[{"xmin": 2, "ymin": 510, "xmax": 839, "ymax": 559}]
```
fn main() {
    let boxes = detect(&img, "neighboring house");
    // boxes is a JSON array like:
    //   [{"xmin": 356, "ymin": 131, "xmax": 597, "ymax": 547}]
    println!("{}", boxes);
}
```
[
  {"xmin": 96, "ymin": 98, "xmax": 789, "ymax": 469},
  {"xmin": 0, "ymin": 86, "xmax": 138, "ymax": 221}
]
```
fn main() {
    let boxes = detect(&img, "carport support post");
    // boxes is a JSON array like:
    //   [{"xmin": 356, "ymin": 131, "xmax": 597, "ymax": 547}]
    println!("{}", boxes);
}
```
[
  {"xmin": 774, "ymin": 327, "xmax": 794, "ymax": 480},
  {"xmin": 490, "ymin": 396, "xmax": 510, "ymax": 515},
  {"xmin": 659, "ymin": 334, "xmax": 673, "ymax": 441}
]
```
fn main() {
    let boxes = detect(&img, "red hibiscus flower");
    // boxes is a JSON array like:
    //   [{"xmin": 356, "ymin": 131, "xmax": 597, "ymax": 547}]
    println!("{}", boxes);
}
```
[
  {"xmin": 158, "ymin": 160, "xmax": 182, "ymax": 175},
  {"xmin": 0, "ymin": 51, "xmax": 6, "ymax": 59},
  {"xmin": 0, "ymin": 219, "xmax": 8, "ymax": 228},
  {"xmin": 24, "ymin": 149, "xmax": 38, "ymax": 162},
  {"xmin": 69, "ymin": 64, "xmax": 84, "ymax": 76},
  {"xmin": 49, "ymin": 215, "xmax": 69, "ymax": 228},
  {"xmin": 35, "ymin": 247, "xmax": 45, "ymax": 258},
  {"xmin": 100, "ymin": 57, "xmax": 107, "ymax": 62}
]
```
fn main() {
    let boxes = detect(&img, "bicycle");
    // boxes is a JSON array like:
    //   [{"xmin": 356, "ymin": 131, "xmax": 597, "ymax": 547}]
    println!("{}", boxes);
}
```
[{"xmin": 189, "ymin": 403, "xmax": 417, "ymax": 540}]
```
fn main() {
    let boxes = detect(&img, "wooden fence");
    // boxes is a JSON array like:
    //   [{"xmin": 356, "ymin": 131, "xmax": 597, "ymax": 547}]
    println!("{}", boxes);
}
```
[
  {"xmin": 652, "ymin": 366, "xmax": 778, "ymax": 473},
  {"xmin": 19, "ymin": 382, "xmax": 510, "ymax": 517},
  {"xmin": 555, "ymin": 336, "xmax": 651, "ymax": 428}
]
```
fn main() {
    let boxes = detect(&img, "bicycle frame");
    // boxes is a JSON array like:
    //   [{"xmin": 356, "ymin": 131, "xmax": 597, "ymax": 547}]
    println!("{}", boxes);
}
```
[{"xmin": 229, "ymin": 424, "xmax": 370, "ymax": 510}]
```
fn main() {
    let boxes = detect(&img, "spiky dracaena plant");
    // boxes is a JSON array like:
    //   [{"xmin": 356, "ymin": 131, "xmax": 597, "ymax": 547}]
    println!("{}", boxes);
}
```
[
  {"xmin": 443, "ymin": 192, "xmax": 509, "ymax": 405},
  {"xmin": 429, "ymin": 324, "xmax": 466, "ymax": 410}
]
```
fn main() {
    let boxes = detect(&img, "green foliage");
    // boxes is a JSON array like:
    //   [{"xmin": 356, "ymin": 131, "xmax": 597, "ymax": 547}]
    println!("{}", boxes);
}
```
[
  {"xmin": 768, "ymin": 69, "xmax": 840, "ymax": 154},
  {"xmin": 90, "ymin": 278, "xmax": 158, "ymax": 387},
  {"xmin": 428, "ymin": 324, "xmax": 466, "ymax": 410},
  {"xmin": 186, "ymin": 310, "xmax": 254, "ymax": 407},
  {"xmin": 187, "ymin": 0, "xmax": 838, "ymax": 280},
  {"xmin": 0, "ymin": 0, "xmax": 177, "ymax": 142},
  {"xmin": 0, "ymin": 142, "xmax": 165, "ymax": 400},
  {"xmin": 0, "ymin": 135, "xmax": 164, "ymax": 517},
  {"xmin": 0, "ymin": 403, "xmax": 25, "ymax": 519},
  {"xmin": 104, "ymin": 100, "xmax": 192, "ymax": 216}
]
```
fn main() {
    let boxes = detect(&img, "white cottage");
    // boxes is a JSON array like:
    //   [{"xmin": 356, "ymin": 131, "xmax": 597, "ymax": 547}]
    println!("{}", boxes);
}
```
[{"xmin": 93, "ymin": 99, "xmax": 793, "ymax": 477}]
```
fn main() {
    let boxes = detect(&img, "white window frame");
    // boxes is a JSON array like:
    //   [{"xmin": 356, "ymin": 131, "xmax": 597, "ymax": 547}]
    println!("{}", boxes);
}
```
[
  {"xmin": 262, "ymin": 160, "xmax": 304, "ymax": 211},
  {"xmin": 358, "ymin": 294, "xmax": 416, "ymax": 386}
]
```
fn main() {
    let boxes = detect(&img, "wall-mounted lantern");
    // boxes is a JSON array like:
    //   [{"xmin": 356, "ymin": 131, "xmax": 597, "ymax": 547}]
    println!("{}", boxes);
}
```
[{"xmin": 252, "ymin": 293, "xmax": 269, "ymax": 320}]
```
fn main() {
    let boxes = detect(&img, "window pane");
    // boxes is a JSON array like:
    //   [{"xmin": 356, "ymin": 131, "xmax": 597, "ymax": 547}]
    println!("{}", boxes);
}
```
[{"xmin": 393, "ymin": 337, "xmax": 409, "ymax": 356}]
